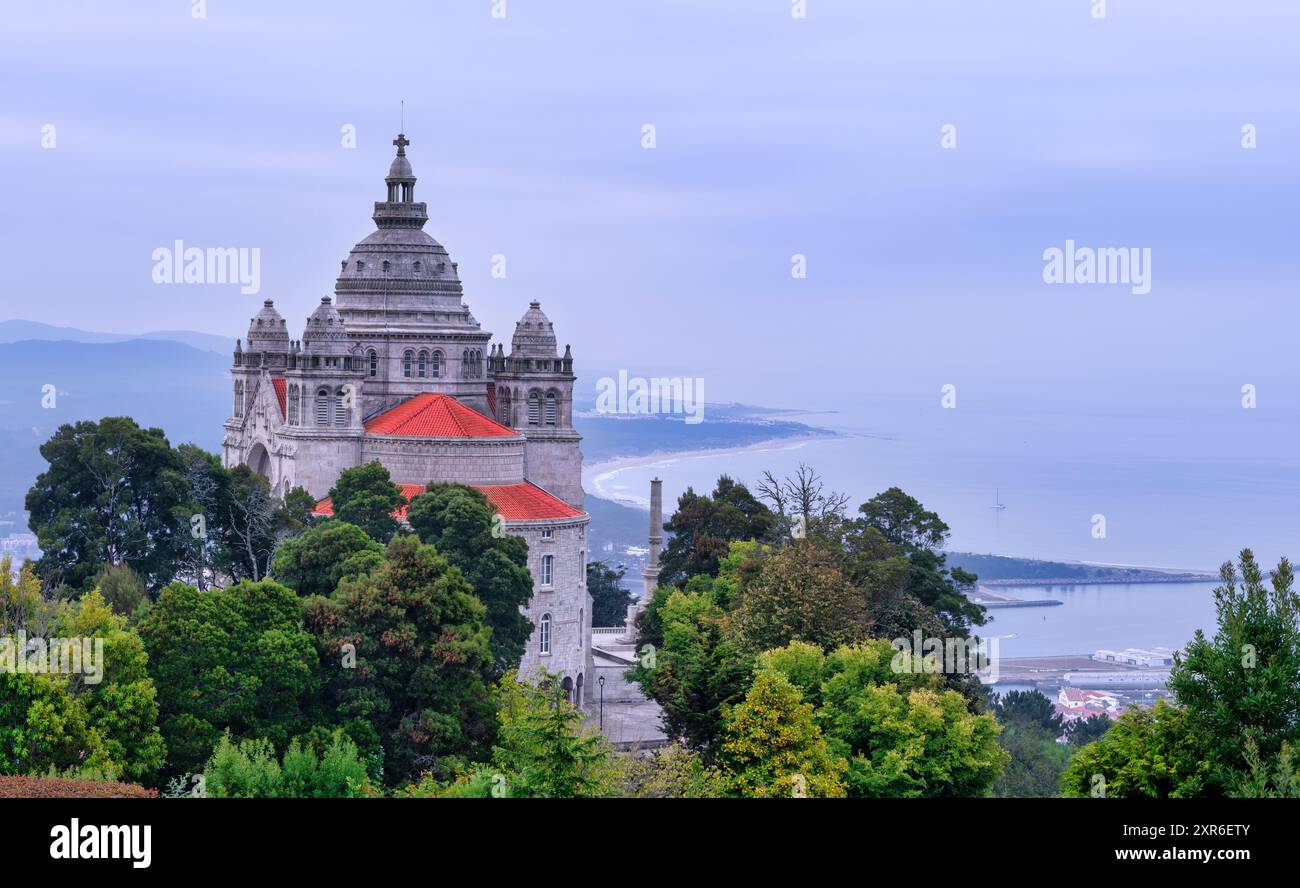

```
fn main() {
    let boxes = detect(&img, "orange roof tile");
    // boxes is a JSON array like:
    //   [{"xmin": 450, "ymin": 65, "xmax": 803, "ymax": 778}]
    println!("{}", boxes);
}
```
[
  {"xmin": 364, "ymin": 393, "xmax": 516, "ymax": 438},
  {"xmin": 312, "ymin": 481, "xmax": 583, "ymax": 523}
]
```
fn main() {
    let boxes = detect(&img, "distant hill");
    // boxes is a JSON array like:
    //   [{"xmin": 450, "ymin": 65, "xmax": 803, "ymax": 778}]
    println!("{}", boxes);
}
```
[
  {"xmin": 0, "ymin": 339, "xmax": 230, "ymax": 523},
  {"xmin": 946, "ymin": 552, "xmax": 1217, "ymax": 584},
  {"xmin": 0, "ymin": 320, "xmax": 236, "ymax": 355}
]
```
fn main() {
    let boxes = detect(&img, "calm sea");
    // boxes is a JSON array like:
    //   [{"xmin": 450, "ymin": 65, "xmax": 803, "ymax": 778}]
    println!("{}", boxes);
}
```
[
  {"xmin": 978, "ymin": 581, "xmax": 1219, "ymax": 658},
  {"xmin": 583, "ymin": 405, "xmax": 1300, "ymax": 573}
]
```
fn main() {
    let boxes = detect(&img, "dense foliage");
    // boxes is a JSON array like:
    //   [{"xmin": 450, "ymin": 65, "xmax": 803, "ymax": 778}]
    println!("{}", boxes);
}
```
[{"xmin": 405, "ymin": 483, "xmax": 535, "ymax": 675}]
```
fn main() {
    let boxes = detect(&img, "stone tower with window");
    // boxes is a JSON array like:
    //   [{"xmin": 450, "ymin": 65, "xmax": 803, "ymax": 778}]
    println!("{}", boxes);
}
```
[{"xmin": 488, "ymin": 302, "xmax": 584, "ymax": 508}]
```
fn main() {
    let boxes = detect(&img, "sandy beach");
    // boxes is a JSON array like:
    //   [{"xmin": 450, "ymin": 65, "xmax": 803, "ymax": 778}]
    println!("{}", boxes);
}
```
[{"xmin": 582, "ymin": 432, "xmax": 840, "ymax": 509}]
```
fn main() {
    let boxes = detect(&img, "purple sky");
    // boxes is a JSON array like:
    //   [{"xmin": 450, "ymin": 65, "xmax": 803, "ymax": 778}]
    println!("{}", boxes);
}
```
[{"xmin": 1, "ymin": 1, "xmax": 1297, "ymax": 411}]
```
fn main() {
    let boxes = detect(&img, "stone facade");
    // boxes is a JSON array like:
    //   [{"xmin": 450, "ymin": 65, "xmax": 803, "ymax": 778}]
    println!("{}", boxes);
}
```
[{"xmin": 222, "ymin": 133, "xmax": 593, "ymax": 704}]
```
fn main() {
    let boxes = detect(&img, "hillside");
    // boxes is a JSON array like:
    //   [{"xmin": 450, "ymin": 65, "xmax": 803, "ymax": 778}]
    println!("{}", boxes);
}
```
[
  {"xmin": 0, "ymin": 339, "xmax": 230, "ymax": 522},
  {"xmin": 0, "ymin": 320, "xmax": 235, "ymax": 355}
]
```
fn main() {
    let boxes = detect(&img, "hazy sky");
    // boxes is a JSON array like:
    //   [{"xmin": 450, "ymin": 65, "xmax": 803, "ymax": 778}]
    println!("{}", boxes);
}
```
[{"xmin": 1, "ymin": 1, "xmax": 1297, "ymax": 412}]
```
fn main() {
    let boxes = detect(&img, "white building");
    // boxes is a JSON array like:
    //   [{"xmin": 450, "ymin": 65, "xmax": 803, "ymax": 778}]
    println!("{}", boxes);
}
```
[{"xmin": 223, "ymin": 133, "xmax": 593, "ymax": 701}]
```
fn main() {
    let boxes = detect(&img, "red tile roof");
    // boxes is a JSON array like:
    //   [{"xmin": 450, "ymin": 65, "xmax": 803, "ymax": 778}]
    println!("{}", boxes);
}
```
[
  {"xmin": 364, "ymin": 393, "xmax": 516, "ymax": 438},
  {"xmin": 474, "ymin": 483, "xmax": 584, "ymax": 520},
  {"xmin": 312, "ymin": 481, "xmax": 583, "ymax": 523},
  {"xmin": 271, "ymin": 377, "xmax": 287, "ymax": 419},
  {"xmin": 486, "ymin": 382, "xmax": 497, "ymax": 418}
]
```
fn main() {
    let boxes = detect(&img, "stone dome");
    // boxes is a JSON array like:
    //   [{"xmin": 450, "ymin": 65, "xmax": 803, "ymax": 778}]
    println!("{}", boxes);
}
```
[
  {"xmin": 388, "ymin": 153, "xmax": 413, "ymax": 180},
  {"xmin": 247, "ymin": 300, "xmax": 290, "ymax": 353},
  {"xmin": 332, "ymin": 133, "xmax": 476, "ymax": 327},
  {"xmin": 302, "ymin": 296, "xmax": 351, "ymax": 356},
  {"xmin": 511, "ymin": 301, "xmax": 558, "ymax": 357}
]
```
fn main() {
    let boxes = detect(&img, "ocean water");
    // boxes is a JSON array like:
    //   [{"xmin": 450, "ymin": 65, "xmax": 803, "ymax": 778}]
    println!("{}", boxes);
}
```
[
  {"xmin": 584, "ymin": 404, "xmax": 1300, "ymax": 572},
  {"xmin": 978, "ymin": 582, "xmax": 1220, "ymax": 658}
]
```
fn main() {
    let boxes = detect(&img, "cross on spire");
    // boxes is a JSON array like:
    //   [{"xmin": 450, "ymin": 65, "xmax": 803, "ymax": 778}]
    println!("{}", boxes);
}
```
[{"xmin": 393, "ymin": 132, "xmax": 410, "ymax": 155}]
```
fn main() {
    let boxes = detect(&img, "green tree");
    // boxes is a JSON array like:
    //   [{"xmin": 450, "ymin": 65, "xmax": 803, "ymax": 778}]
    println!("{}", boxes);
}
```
[
  {"xmin": 992, "ymin": 722, "xmax": 1073, "ymax": 798},
  {"xmin": 995, "ymin": 690, "xmax": 1064, "ymax": 736},
  {"xmin": 761, "ymin": 640, "xmax": 1007, "ymax": 798},
  {"xmin": 1061, "ymin": 700, "xmax": 1209, "ymax": 798},
  {"xmin": 271, "ymin": 520, "xmax": 384, "ymax": 597},
  {"xmin": 735, "ymin": 540, "xmax": 872, "ymax": 653},
  {"xmin": 1233, "ymin": 739, "xmax": 1300, "ymax": 798},
  {"xmin": 610, "ymin": 743, "xmax": 727, "ymax": 798},
  {"xmin": 92, "ymin": 563, "xmax": 147, "ymax": 618},
  {"xmin": 0, "ymin": 672, "xmax": 112, "ymax": 778},
  {"xmin": 303, "ymin": 534, "xmax": 497, "ymax": 786},
  {"xmin": 405, "ymin": 484, "xmax": 534, "ymax": 675},
  {"xmin": 719, "ymin": 670, "xmax": 847, "ymax": 798},
  {"xmin": 175, "ymin": 443, "xmax": 230, "ymax": 591},
  {"xmin": 216, "ymin": 465, "xmax": 282, "ymax": 582},
  {"xmin": 203, "ymin": 731, "xmax": 371, "ymax": 798},
  {"xmin": 855, "ymin": 487, "xmax": 985, "ymax": 633},
  {"xmin": 660, "ymin": 476, "xmax": 775, "ymax": 584},
  {"xmin": 403, "ymin": 670, "xmax": 608, "ymax": 798},
  {"xmin": 637, "ymin": 587, "xmax": 753, "ymax": 758},
  {"xmin": 57, "ymin": 590, "xmax": 167, "ymax": 784},
  {"xmin": 0, "ymin": 588, "xmax": 165, "ymax": 784},
  {"xmin": 328, "ymin": 461, "xmax": 404, "ymax": 544},
  {"xmin": 1064, "ymin": 713, "xmax": 1112, "ymax": 747},
  {"xmin": 26, "ymin": 417, "xmax": 189, "ymax": 591},
  {"xmin": 138, "ymin": 578, "xmax": 320, "ymax": 778},
  {"xmin": 588, "ymin": 561, "xmax": 633, "ymax": 627},
  {"xmin": 1168, "ymin": 549, "xmax": 1300, "ymax": 793},
  {"xmin": 489, "ymin": 670, "xmax": 608, "ymax": 798}
]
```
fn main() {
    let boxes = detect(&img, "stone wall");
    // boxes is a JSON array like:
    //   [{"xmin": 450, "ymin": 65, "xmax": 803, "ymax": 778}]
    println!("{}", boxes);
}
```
[
  {"xmin": 522, "ymin": 433, "xmax": 585, "ymax": 508},
  {"xmin": 515, "ymin": 517, "xmax": 593, "ymax": 705},
  {"xmin": 361, "ymin": 436, "xmax": 526, "ymax": 487}
]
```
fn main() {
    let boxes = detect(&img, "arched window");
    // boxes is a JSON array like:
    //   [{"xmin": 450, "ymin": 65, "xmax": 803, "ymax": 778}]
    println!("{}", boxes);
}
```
[
  {"xmin": 368, "ymin": 350, "xmax": 378, "ymax": 377},
  {"xmin": 544, "ymin": 392, "xmax": 557, "ymax": 426},
  {"xmin": 417, "ymin": 350, "xmax": 428, "ymax": 378},
  {"xmin": 315, "ymin": 387, "xmax": 330, "ymax": 425},
  {"xmin": 541, "ymin": 554, "xmax": 554, "ymax": 586},
  {"xmin": 431, "ymin": 350, "xmax": 441, "ymax": 378},
  {"xmin": 334, "ymin": 386, "xmax": 348, "ymax": 427},
  {"xmin": 288, "ymin": 385, "xmax": 300, "ymax": 425},
  {"xmin": 527, "ymin": 391, "xmax": 541, "ymax": 426},
  {"xmin": 539, "ymin": 613, "xmax": 551, "ymax": 655},
  {"xmin": 403, "ymin": 350, "xmax": 413, "ymax": 378},
  {"xmin": 234, "ymin": 380, "xmax": 245, "ymax": 418}
]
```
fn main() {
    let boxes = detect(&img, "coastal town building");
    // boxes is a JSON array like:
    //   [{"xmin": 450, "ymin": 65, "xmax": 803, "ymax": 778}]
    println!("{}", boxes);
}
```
[{"xmin": 222, "ymin": 134, "xmax": 592, "ymax": 699}]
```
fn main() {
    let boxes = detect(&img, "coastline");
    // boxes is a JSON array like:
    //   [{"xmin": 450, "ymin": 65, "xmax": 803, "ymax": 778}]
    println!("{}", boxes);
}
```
[
  {"xmin": 581, "ymin": 431, "xmax": 842, "ymax": 509},
  {"xmin": 581, "ymin": 432, "xmax": 1220, "ymax": 585}
]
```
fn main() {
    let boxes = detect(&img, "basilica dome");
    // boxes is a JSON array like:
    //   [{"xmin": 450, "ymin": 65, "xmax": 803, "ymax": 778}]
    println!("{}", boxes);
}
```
[{"xmin": 333, "ymin": 133, "xmax": 471, "ymax": 323}]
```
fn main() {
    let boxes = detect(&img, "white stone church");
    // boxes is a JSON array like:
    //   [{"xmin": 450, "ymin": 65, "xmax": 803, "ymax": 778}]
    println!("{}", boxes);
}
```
[{"xmin": 222, "ymin": 133, "xmax": 593, "ymax": 702}]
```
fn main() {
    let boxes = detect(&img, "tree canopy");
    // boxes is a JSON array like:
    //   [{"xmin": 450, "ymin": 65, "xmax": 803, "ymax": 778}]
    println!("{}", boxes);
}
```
[
  {"xmin": 327, "ymin": 461, "xmax": 404, "ymax": 544},
  {"xmin": 26, "ymin": 417, "xmax": 189, "ymax": 591},
  {"xmin": 405, "ymin": 483, "xmax": 535, "ymax": 675}
]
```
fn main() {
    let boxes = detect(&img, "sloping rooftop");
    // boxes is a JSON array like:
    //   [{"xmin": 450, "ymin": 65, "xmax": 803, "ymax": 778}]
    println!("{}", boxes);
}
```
[
  {"xmin": 364, "ymin": 392, "xmax": 516, "ymax": 438},
  {"xmin": 312, "ymin": 481, "xmax": 583, "ymax": 523}
]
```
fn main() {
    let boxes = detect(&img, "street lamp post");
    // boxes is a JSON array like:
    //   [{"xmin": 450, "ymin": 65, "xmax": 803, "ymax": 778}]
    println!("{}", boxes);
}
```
[{"xmin": 598, "ymin": 675, "xmax": 606, "ymax": 731}]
